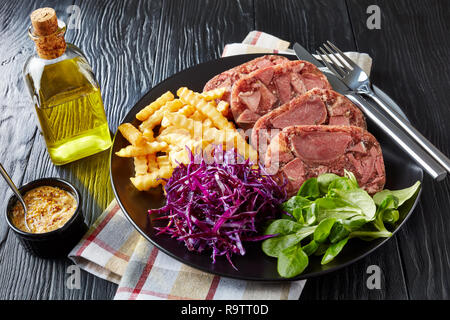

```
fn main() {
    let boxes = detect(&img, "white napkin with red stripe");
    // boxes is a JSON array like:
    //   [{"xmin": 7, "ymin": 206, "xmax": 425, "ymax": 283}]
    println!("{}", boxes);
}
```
[
  {"xmin": 223, "ymin": 31, "xmax": 372, "ymax": 75},
  {"xmin": 69, "ymin": 31, "xmax": 372, "ymax": 300}
]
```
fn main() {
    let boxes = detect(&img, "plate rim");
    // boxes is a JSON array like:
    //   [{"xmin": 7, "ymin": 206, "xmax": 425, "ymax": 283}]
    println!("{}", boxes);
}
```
[{"xmin": 109, "ymin": 53, "xmax": 424, "ymax": 281}]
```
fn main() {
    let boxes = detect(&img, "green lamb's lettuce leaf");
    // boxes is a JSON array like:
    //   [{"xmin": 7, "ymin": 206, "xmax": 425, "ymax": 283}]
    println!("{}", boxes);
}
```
[
  {"xmin": 302, "ymin": 240, "xmax": 320, "ymax": 256},
  {"xmin": 341, "ymin": 215, "xmax": 370, "ymax": 232},
  {"xmin": 317, "ymin": 173, "xmax": 340, "ymax": 194},
  {"xmin": 277, "ymin": 245, "xmax": 309, "ymax": 278},
  {"xmin": 262, "ymin": 225, "xmax": 316, "ymax": 257},
  {"xmin": 349, "ymin": 229, "xmax": 392, "ymax": 241},
  {"xmin": 373, "ymin": 194, "xmax": 399, "ymax": 232},
  {"xmin": 281, "ymin": 196, "xmax": 311, "ymax": 215},
  {"xmin": 344, "ymin": 170, "xmax": 359, "ymax": 188},
  {"xmin": 383, "ymin": 209, "xmax": 399, "ymax": 225},
  {"xmin": 292, "ymin": 202, "xmax": 317, "ymax": 226},
  {"xmin": 315, "ymin": 197, "xmax": 364, "ymax": 222},
  {"xmin": 292, "ymin": 208, "xmax": 304, "ymax": 223},
  {"xmin": 302, "ymin": 202, "xmax": 317, "ymax": 225},
  {"xmin": 321, "ymin": 237, "xmax": 349, "ymax": 265},
  {"xmin": 331, "ymin": 188, "xmax": 376, "ymax": 220},
  {"xmin": 327, "ymin": 177, "xmax": 358, "ymax": 195},
  {"xmin": 328, "ymin": 221, "xmax": 350, "ymax": 243},
  {"xmin": 373, "ymin": 181, "xmax": 421, "ymax": 207},
  {"xmin": 313, "ymin": 218, "xmax": 337, "ymax": 243},
  {"xmin": 262, "ymin": 233, "xmax": 303, "ymax": 258},
  {"xmin": 297, "ymin": 178, "xmax": 320, "ymax": 199},
  {"xmin": 280, "ymin": 195, "xmax": 318, "ymax": 225},
  {"xmin": 264, "ymin": 219, "xmax": 303, "ymax": 236}
]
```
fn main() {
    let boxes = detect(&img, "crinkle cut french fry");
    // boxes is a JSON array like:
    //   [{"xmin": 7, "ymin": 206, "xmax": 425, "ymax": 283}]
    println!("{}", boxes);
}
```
[
  {"xmin": 217, "ymin": 100, "xmax": 229, "ymax": 117},
  {"xmin": 135, "ymin": 91, "xmax": 174, "ymax": 121},
  {"xmin": 158, "ymin": 104, "xmax": 195, "ymax": 129},
  {"xmin": 177, "ymin": 87, "xmax": 234, "ymax": 130},
  {"xmin": 235, "ymin": 132, "xmax": 258, "ymax": 163},
  {"xmin": 156, "ymin": 155, "xmax": 171, "ymax": 168},
  {"xmin": 177, "ymin": 104, "xmax": 196, "ymax": 117},
  {"xmin": 147, "ymin": 153, "xmax": 158, "ymax": 172},
  {"xmin": 115, "ymin": 141, "xmax": 168, "ymax": 157},
  {"xmin": 142, "ymin": 128, "xmax": 155, "ymax": 140},
  {"xmin": 158, "ymin": 132, "xmax": 194, "ymax": 148},
  {"xmin": 202, "ymin": 127, "xmax": 232, "ymax": 144},
  {"xmin": 134, "ymin": 156, "xmax": 148, "ymax": 176},
  {"xmin": 164, "ymin": 113, "xmax": 195, "ymax": 133},
  {"xmin": 118, "ymin": 123, "xmax": 146, "ymax": 146},
  {"xmin": 160, "ymin": 116, "xmax": 171, "ymax": 128},
  {"xmin": 163, "ymin": 111, "xmax": 217, "ymax": 143},
  {"xmin": 130, "ymin": 166, "xmax": 173, "ymax": 191},
  {"xmin": 200, "ymin": 87, "xmax": 226, "ymax": 101},
  {"xmin": 158, "ymin": 126, "xmax": 190, "ymax": 138},
  {"xmin": 190, "ymin": 110, "xmax": 207, "ymax": 122},
  {"xmin": 168, "ymin": 149, "xmax": 191, "ymax": 167},
  {"xmin": 139, "ymin": 99, "xmax": 184, "ymax": 131},
  {"xmin": 202, "ymin": 118, "xmax": 213, "ymax": 128}
]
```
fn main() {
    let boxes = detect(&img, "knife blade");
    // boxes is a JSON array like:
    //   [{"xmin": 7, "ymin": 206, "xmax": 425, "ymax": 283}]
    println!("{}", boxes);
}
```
[
  {"xmin": 293, "ymin": 42, "xmax": 323, "ymax": 68},
  {"xmin": 293, "ymin": 42, "xmax": 349, "ymax": 93}
]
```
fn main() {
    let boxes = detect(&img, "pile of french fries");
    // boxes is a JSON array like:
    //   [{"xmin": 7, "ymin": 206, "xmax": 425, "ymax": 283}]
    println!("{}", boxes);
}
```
[{"xmin": 115, "ymin": 87, "xmax": 258, "ymax": 191}]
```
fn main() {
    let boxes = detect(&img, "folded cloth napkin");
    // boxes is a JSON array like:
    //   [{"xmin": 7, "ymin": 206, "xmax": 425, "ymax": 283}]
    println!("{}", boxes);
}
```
[
  {"xmin": 69, "ymin": 31, "xmax": 372, "ymax": 300},
  {"xmin": 223, "ymin": 31, "xmax": 372, "ymax": 76}
]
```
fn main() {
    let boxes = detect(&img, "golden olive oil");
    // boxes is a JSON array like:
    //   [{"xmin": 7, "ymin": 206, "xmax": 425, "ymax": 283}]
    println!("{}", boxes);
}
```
[
  {"xmin": 24, "ymin": 9, "xmax": 112, "ymax": 165},
  {"xmin": 25, "ymin": 57, "xmax": 111, "ymax": 165}
]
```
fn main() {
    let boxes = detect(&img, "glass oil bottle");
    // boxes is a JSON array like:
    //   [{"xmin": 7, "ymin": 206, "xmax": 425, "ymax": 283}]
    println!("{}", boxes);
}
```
[{"xmin": 23, "ymin": 8, "xmax": 112, "ymax": 165}]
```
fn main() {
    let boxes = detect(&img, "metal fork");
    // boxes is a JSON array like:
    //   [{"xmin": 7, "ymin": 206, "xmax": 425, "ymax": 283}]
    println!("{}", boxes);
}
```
[{"xmin": 317, "ymin": 40, "xmax": 450, "ymax": 178}]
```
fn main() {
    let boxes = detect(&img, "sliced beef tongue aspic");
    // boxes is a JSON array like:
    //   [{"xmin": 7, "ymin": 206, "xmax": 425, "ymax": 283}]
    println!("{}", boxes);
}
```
[
  {"xmin": 265, "ymin": 125, "xmax": 386, "ymax": 197},
  {"xmin": 230, "ymin": 60, "xmax": 332, "ymax": 128},
  {"xmin": 251, "ymin": 88, "xmax": 367, "ymax": 160},
  {"xmin": 203, "ymin": 55, "xmax": 290, "ymax": 106}
]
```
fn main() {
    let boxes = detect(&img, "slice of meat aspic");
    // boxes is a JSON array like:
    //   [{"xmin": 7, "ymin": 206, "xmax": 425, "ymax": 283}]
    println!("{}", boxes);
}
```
[
  {"xmin": 230, "ymin": 60, "xmax": 332, "ymax": 128},
  {"xmin": 265, "ymin": 125, "xmax": 386, "ymax": 197},
  {"xmin": 251, "ymin": 88, "xmax": 367, "ymax": 159},
  {"xmin": 203, "ymin": 55, "xmax": 290, "ymax": 105}
]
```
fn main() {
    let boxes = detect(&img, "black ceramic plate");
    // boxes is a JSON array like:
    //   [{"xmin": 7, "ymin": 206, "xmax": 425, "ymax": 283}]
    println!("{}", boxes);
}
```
[{"xmin": 110, "ymin": 54, "xmax": 423, "ymax": 281}]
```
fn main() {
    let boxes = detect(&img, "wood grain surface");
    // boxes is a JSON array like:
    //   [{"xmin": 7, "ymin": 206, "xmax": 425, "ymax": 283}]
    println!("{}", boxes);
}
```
[
  {"xmin": 0, "ymin": 0, "xmax": 449, "ymax": 300},
  {"xmin": 347, "ymin": 0, "xmax": 450, "ymax": 300}
]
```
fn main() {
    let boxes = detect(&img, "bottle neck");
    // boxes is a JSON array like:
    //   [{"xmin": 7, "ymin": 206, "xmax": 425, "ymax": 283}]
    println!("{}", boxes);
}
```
[{"xmin": 29, "ymin": 20, "xmax": 67, "ymax": 60}]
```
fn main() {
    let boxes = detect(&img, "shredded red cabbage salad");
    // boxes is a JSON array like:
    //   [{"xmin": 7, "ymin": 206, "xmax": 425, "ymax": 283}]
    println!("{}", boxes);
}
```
[{"xmin": 149, "ymin": 146, "xmax": 287, "ymax": 268}]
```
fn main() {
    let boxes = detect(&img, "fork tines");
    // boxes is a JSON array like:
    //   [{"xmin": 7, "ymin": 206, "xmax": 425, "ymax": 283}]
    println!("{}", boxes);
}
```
[{"xmin": 316, "ymin": 41, "xmax": 360, "ymax": 79}]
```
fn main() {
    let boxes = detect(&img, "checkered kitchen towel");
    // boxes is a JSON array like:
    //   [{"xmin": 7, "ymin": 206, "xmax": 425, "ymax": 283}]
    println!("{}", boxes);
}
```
[
  {"xmin": 70, "ymin": 200, "xmax": 303, "ymax": 300},
  {"xmin": 69, "ymin": 31, "xmax": 372, "ymax": 300}
]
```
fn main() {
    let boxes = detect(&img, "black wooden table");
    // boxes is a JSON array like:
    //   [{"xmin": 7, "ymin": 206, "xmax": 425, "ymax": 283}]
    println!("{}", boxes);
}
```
[{"xmin": 0, "ymin": 0, "xmax": 449, "ymax": 300}]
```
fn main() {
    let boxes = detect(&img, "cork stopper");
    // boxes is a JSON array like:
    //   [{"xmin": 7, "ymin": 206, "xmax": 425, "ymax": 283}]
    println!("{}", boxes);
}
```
[
  {"xmin": 30, "ymin": 8, "xmax": 58, "ymax": 36},
  {"xmin": 29, "ymin": 8, "xmax": 66, "ymax": 60}
]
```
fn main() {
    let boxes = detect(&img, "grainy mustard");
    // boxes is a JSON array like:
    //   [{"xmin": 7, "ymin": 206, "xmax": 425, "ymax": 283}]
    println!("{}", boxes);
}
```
[{"xmin": 10, "ymin": 186, "xmax": 77, "ymax": 233}]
